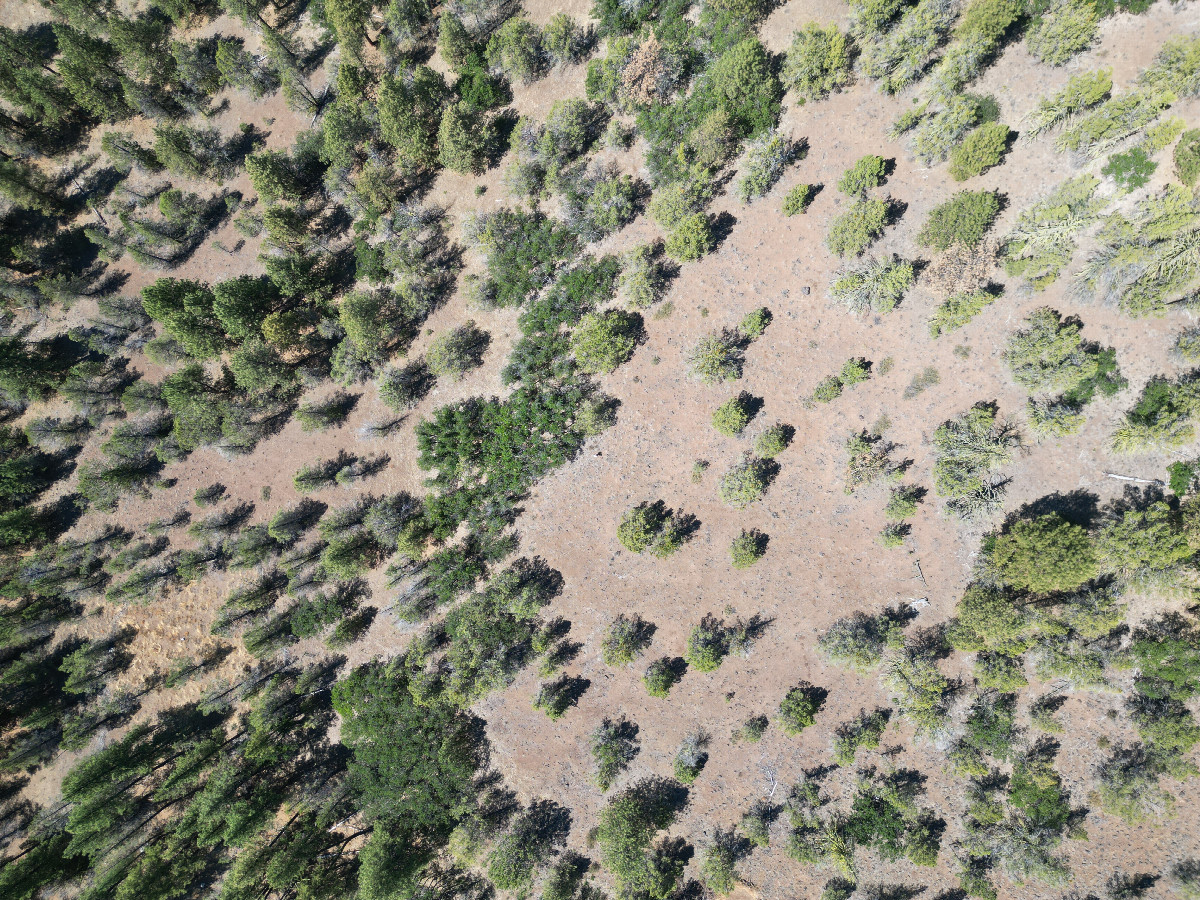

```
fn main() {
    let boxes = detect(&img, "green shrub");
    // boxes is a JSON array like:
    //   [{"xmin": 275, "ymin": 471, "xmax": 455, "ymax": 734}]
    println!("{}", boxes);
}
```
[
  {"xmin": 783, "ymin": 22, "xmax": 854, "ymax": 100},
  {"xmin": 740, "ymin": 307, "xmax": 772, "ymax": 338},
  {"xmin": 879, "ymin": 523, "xmax": 907, "ymax": 547},
  {"xmin": 1112, "ymin": 373, "xmax": 1200, "ymax": 453},
  {"xmin": 673, "ymin": 731, "xmax": 709, "ymax": 784},
  {"xmin": 949, "ymin": 122, "xmax": 1011, "ymax": 181},
  {"xmin": 644, "ymin": 657, "xmax": 683, "ymax": 697},
  {"xmin": 572, "ymin": 309, "xmax": 642, "ymax": 374},
  {"xmin": 617, "ymin": 500, "xmax": 689, "ymax": 557},
  {"xmin": 1028, "ymin": 398, "xmax": 1086, "ymax": 439},
  {"xmin": 687, "ymin": 330, "xmax": 744, "ymax": 383},
  {"xmin": 486, "ymin": 16, "xmax": 545, "ymax": 83},
  {"xmin": 740, "ymin": 801, "xmax": 774, "ymax": 847},
  {"xmin": 830, "ymin": 255, "xmax": 914, "ymax": 315},
  {"xmin": 885, "ymin": 485, "xmax": 922, "ymax": 521},
  {"xmin": 733, "ymin": 714, "xmax": 769, "ymax": 743},
  {"xmin": 665, "ymin": 213, "xmax": 715, "ymax": 261},
  {"xmin": 932, "ymin": 403, "xmax": 1021, "ymax": 518},
  {"xmin": 1026, "ymin": 0, "xmax": 1099, "ymax": 67},
  {"xmin": 533, "ymin": 674, "xmax": 586, "ymax": 719},
  {"xmin": 1175, "ymin": 129, "xmax": 1200, "ymax": 186},
  {"xmin": 1025, "ymin": 69, "xmax": 1112, "ymax": 138},
  {"xmin": 712, "ymin": 394, "xmax": 755, "ymax": 436},
  {"xmin": 543, "ymin": 13, "xmax": 586, "ymax": 67},
  {"xmin": 296, "ymin": 392, "xmax": 357, "ymax": 431},
  {"xmin": 992, "ymin": 514, "xmax": 1097, "ymax": 593},
  {"xmin": 844, "ymin": 431, "xmax": 899, "ymax": 492},
  {"xmin": 838, "ymin": 154, "xmax": 887, "ymax": 196},
  {"xmin": 619, "ymin": 245, "xmax": 667, "ymax": 308},
  {"xmin": 917, "ymin": 190, "xmax": 1000, "ymax": 251},
  {"xmin": 687, "ymin": 614, "xmax": 729, "ymax": 672},
  {"xmin": 1102, "ymin": 147, "xmax": 1157, "ymax": 192},
  {"xmin": 737, "ymin": 131, "xmax": 796, "ymax": 202},
  {"xmin": 595, "ymin": 779, "xmax": 685, "ymax": 898},
  {"xmin": 929, "ymin": 289, "xmax": 997, "ymax": 336},
  {"xmin": 427, "ymin": 321, "xmax": 489, "ymax": 380},
  {"xmin": 1175, "ymin": 327, "xmax": 1200, "ymax": 362},
  {"xmin": 832, "ymin": 708, "xmax": 890, "ymax": 765},
  {"xmin": 1004, "ymin": 307, "xmax": 1125, "ymax": 406},
  {"xmin": 591, "ymin": 717, "xmax": 639, "ymax": 790},
  {"xmin": 718, "ymin": 457, "xmax": 773, "ymax": 508},
  {"xmin": 700, "ymin": 828, "xmax": 742, "ymax": 895},
  {"xmin": 782, "ymin": 184, "xmax": 816, "ymax": 215},
  {"xmin": 840, "ymin": 357, "xmax": 871, "ymax": 387},
  {"xmin": 827, "ymin": 198, "xmax": 889, "ymax": 256},
  {"xmin": 811, "ymin": 375, "xmax": 843, "ymax": 403},
  {"xmin": 602, "ymin": 614, "xmax": 656, "ymax": 666},
  {"xmin": 819, "ymin": 609, "xmax": 901, "ymax": 672},
  {"xmin": 755, "ymin": 423, "xmax": 791, "ymax": 458},
  {"xmin": 702, "ymin": 38, "xmax": 783, "ymax": 138},
  {"xmin": 438, "ymin": 101, "xmax": 491, "ymax": 174},
  {"xmin": 779, "ymin": 682, "xmax": 826, "ymax": 735},
  {"xmin": 730, "ymin": 529, "xmax": 767, "ymax": 568}
]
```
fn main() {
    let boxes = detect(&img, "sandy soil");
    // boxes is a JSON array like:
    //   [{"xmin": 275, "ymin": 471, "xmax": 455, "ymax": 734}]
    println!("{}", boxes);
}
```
[{"xmin": 8, "ymin": 0, "xmax": 1200, "ymax": 896}]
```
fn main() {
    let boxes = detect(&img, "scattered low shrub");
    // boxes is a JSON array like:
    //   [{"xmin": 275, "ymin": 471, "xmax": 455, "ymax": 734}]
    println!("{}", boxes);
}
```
[
  {"xmin": 730, "ymin": 529, "xmax": 768, "ymax": 568},
  {"xmin": 687, "ymin": 330, "xmax": 744, "ymax": 383},
  {"xmin": 949, "ymin": 122, "xmax": 1011, "ymax": 181},
  {"xmin": 644, "ymin": 656, "xmax": 684, "ymax": 697},
  {"xmin": 665, "ymin": 213, "xmax": 715, "ymax": 261},
  {"xmin": 783, "ymin": 22, "xmax": 854, "ymax": 100},
  {"xmin": 918, "ymin": 190, "xmax": 1001, "ymax": 251},
  {"xmin": 755, "ymin": 423, "xmax": 792, "ymax": 458},
  {"xmin": 838, "ymin": 155, "xmax": 887, "ymax": 197},
  {"xmin": 827, "ymin": 198, "xmax": 890, "ymax": 256},
  {"xmin": 782, "ymin": 184, "xmax": 816, "ymax": 215},
  {"xmin": 929, "ymin": 289, "xmax": 998, "ymax": 337},
  {"xmin": 673, "ymin": 731, "xmax": 710, "ymax": 783},
  {"xmin": 602, "ymin": 614, "xmax": 656, "ymax": 666},
  {"xmin": 572, "ymin": 309, "xmax": 642, "ymax": 374},
  {"xmin": 712, "ymin": 394, "xmax": 756, "ymax": 436},
  {"xmin": 830, "ymin": 256, "xmax": 915, "ymax": 315},
  {"xmin": 617, "ymin": 500, "xmax": 690, "ymax": 557},
  {"xmin": 779, "ymin": 682, "xmax": 826, "ymax": 735},
  {"xmin": 737, "ymin": 131, "xmax": 797, "ymax": 202},
  {"xmin": 718, "ymin": 456, "xmax": 774, "ymax": 508},
  {"xmin": 740, "ymin": 307, "xmax": 772, "ymax": 338}
]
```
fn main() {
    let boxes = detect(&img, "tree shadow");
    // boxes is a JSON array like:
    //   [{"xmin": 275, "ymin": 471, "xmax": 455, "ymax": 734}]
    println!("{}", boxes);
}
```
[
  {"xmin": 710, "ymin": 211, "xmax": 737, "ymax": 250},
  {"xmin": 1007, "ymin": 488, "xmax": 1101, "ymax": 530}
]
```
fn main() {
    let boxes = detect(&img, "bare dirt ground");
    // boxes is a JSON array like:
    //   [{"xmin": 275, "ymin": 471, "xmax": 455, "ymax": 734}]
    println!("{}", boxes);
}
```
[{"xmin": 10, "ymin": 0, "xmax": 1200, "ymax": 895}]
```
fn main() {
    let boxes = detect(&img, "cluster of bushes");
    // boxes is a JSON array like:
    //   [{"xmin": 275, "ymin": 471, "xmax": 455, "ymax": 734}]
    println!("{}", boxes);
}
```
[
  {"xmin": 1004, "ymin": 307, "xmax": 1125, "ymax": 438},
  {"xmin": 1079, "ymin": 183, "xmax": 1200, "ymax": 317},
  {"xmin": 686, "ymin": 613, "xmax": 770, "ymax": 672},
  {"xmin": 827, "ymin": 155, "xmax": 894, "ymax": 257},
  {"xmin": 830, "ymin": 255, "xmax": 915, "ymax": 316},
  {"xmin": 812, "ymin": 358, "xmax": 871, "ymax": 403},
  {"xmin": 785, "ymin": 764, "xmax": 942, "ymax": 878},
  {"xmin": 1002, "ymin": 175, "xmax": 1104, "ymax": 290},
  {"xmin": 686, "ymin": 309, "xmax": 770, "ymax": 383},
  {"xmin": 1111, "ymin": 371, "xmax": 1200, "ymax": 453},
  {"xmin": 617, "ymin": 501, "xmax": 693, "ymax": 557},
  {"xmin": 932, "ymin": 403, "xmax": 1022, "ymax": 519}
]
